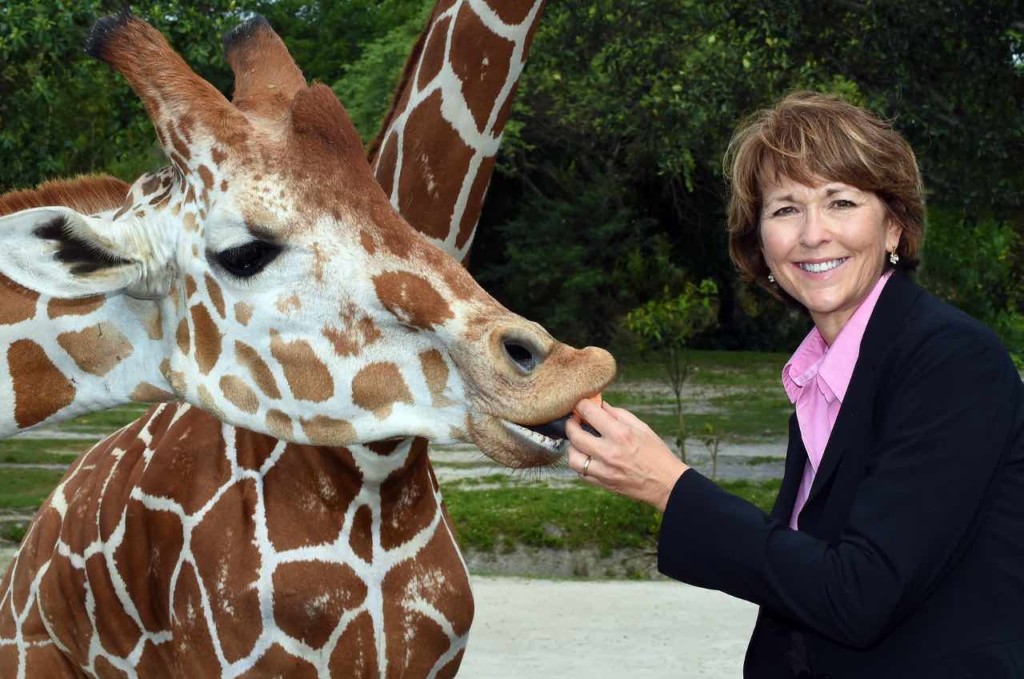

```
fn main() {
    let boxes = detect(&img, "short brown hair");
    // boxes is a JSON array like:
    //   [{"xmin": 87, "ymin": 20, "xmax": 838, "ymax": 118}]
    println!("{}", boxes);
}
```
[{"xmin": 725, "ymin": 92, "xmax": 924, "ymax": 302}]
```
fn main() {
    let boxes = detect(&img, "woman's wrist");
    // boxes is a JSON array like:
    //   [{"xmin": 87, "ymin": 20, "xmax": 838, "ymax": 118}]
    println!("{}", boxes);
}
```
[{"xmin": 654, "ymin": 461, "xmax": 690, "ymax": 513}]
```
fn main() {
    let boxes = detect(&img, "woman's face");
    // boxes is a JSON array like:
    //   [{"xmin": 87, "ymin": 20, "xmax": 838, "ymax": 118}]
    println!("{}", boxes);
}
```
[{"xmin": 760, "ymin": 176, "xmax": 901, "ymax": 343}]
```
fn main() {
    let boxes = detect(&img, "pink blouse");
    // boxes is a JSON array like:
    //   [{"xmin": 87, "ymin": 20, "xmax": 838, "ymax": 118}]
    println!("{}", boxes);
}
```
[{"xmin": 782, "ymin": 272, "xmax": 892, "ymax": 530}]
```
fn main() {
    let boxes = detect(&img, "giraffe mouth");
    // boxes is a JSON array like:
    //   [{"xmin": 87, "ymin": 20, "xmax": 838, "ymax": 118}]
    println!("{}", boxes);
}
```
[
  {"xmin": 522, "ymin": 416, "xmax": 600, "ymax": 441},
  {"xmin": 498, "ymin": 415, "xmax": 601, "ymax": 458},
  {"xmin": 500, "ymin": 419, "xmax": 570, "ymax": 458}
]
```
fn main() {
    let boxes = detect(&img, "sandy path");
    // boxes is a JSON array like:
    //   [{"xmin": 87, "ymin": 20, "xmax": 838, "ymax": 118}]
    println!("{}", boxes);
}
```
[{"xmin": 461, "ymin": 576, "xmax": 758, "ymax": 678}]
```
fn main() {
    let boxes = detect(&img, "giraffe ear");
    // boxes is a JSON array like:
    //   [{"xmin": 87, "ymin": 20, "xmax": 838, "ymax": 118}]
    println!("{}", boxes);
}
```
[{"xmin": 0, "ymin": 206, "xmax": 148, "ymax": 298}]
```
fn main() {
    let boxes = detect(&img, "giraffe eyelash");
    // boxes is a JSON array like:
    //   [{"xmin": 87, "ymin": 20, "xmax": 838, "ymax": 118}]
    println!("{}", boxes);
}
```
[{"xmin": 208, "ymin": 240, "xmax": 283, "ymax": 279}]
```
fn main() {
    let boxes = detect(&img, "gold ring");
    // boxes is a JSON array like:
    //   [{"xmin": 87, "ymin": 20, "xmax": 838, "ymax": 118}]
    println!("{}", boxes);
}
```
[{"xmin": 581, "ymin": 455, "xmax": 592, "ymax": 478}]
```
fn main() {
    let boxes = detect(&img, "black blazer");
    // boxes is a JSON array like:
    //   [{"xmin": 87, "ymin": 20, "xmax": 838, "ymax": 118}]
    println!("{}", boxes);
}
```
[{"xmin": 658, "ymin": 273, "xmax": 1024, "ymax": 678}]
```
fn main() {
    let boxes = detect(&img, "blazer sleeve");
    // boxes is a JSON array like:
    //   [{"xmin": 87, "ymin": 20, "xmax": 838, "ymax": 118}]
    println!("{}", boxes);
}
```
[{"xmin": 657, "ymin": 321, "xmax": 1021, "ymax": 649}]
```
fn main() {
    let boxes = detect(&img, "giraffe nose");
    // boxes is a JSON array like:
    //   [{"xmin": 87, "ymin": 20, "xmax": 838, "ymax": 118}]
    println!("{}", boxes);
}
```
[{"xmin": 501, "ymin": 336, "xmax": 545, "ymax": 374}]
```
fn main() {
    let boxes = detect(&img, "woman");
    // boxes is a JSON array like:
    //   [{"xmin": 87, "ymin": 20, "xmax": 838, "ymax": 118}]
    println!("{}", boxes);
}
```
[{"xmin": 567, "ymin": 92, "xmax": 1024, "ymax": 677}]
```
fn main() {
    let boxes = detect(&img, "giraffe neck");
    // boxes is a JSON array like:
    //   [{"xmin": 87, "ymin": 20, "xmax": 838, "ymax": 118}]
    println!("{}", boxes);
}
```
[
  {"xmin": 370, "ymin": 0, "xmax": 547, "ymax": 262},
  {"xmin": 0, "ymin": 282, "xmax": 171, "ymax": 436},
  {"xmin": 0, "ymin": 177, "xmax": 173, "ymax": 436},
  {"xmin": 0, "ymin": 404, "xmax": 470, "ymax": 675}
]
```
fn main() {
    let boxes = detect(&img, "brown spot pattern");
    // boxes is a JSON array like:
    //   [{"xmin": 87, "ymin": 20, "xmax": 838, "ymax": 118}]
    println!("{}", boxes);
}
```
[
  {"xmin": 130, "ymin": 382, "xmax": 175, "ymax": 403},
  {"xmin": 267, "ymin": 409, "xmax": 293, "ymax": 439},
  {"xmin": 192, "ymin": 480, "xmax": 263, "ymax": 662},
  {"xmin": 351, "ymin": 362, "xmax": 413, "ymax": 419},
  {"xmin": 275, "ymin": 294, "xmax": 301, "ymax": 314},
  {"xmin": 220, "ymin": 375, "xmax": 259, "ymax": 414},
  {"xmin": 190, "ymin": 304, "xmax": 223, "ymax": 374},
  {"xmin": 234, "ymin": 341, "xmax": 281, "ymax": 399},
  {"xmin": 56, "ymin": 322, "xmax": 134, "ymax": 376},
  {"xmin": 350, "ymin": 505, "xmax": 373, "ymax": 562},
  {"xmin": 114, "ymin": 500, "xmax": 185, "ymax": 633},
  {"xmin": 417, "ymin": 14, "xmax": 450, "ymax": 89},
  {"xmin": 329, "ymin": 613, "xmax": 377, "ymax": 677},
  {"xmin": 359, "ymin": 230, "xmax": 377, "ymax": 255},
  {"xmin": 300, "ymin": 415, "xmax": 356, "ymax": 445},
  {"xmin": 234, "ymin": 301, "xmax": 254, "ymax": 325},
  {"xmin": 398, "ymin": 90, "xmax": 474, "ymax": 240},
  {"xmin": 270, "ymin": 332, "xmax": 334, "ymax": 402},
  {"xmin": 197, "ymin": 165, "xmax": 215, "ymax": 191},
  {"xmin": 324, "ymin": 304, "xmax": 382, "ymax": 357},
  {"xmin": 452, "ymin": 8, "xmax": 515, "ymax": 132},
  {"xmin": 0, "ymin": 276, "xmax": 39, "ymax": 325},
  {"xmin": 141, "ymin": 305, "xmax": 163, "ymax": 340},
  {"xmin": 46, "ymin": 294, "xmax": 104, "ymax": 319},
  {"xmin": 264, "ymin": 445, "xmax": 360, "ymax": 551},
  {"xmin": 373, "ymin": 271, "xmax": 454, "ymax": 330},
  {"xmin": 176, "ymin": 318, "xmax": 191, "ymax": 356},
  {"xmin": 418, "ymin": 349, "xmax": 452, "ymax": 407},
  {"xmin": 272, "ymin": 561, "xmax": 367, "ymax": 649},
  {"xmin": 171, "ymin": 565, "xmax": 221, "ymax": 671},
  {"xmin": 204, "ymin": 274, "xmax": 226, "ymax": 319},
  {"xmin": 382, "ymin": 527, "xmax": 474, "ymax": 676},
  {"xmin": 8, "ymin": 340, "xmax": 75, "ymax": 429}
]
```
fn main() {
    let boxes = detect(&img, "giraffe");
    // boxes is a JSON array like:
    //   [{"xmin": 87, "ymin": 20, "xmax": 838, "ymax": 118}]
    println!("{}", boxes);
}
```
[{"xmin": 0, "ymin": 4, "xmax": 587, "ymax": 678}]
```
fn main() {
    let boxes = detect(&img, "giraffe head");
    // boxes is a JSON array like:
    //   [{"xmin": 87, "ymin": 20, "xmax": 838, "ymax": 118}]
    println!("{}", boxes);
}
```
[{"xmin": 0, "ymin": 14, "xmax": 614, "ymax": 467}]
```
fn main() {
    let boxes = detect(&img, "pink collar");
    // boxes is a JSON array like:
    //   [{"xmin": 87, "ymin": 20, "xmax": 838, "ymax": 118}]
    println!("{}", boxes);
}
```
[{"xmin": 783, "ymin": 272, "xmax": 892, "ymax": 405}]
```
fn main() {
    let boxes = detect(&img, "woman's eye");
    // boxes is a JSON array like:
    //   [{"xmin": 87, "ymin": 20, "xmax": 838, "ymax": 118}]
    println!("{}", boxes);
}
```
[
  {"xmin": 771, "ymin": 206, "xmax": 797, "ymax": 217},
  {"xmin": 831, "ymin": 199, "xmax": 857, "ymax": 209},
  {"xmin": 211, "ymin": 240, "xmax": 283, "ymax": 278}
]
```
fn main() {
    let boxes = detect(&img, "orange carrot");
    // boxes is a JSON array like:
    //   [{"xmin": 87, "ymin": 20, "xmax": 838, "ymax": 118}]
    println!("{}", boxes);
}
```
[{"xmin": 572, "ymin": 393, "xmax": 603, "ymax": 426}]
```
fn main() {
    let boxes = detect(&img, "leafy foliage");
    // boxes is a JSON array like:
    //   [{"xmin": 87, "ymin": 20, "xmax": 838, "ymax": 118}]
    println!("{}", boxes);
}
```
[
  {"xmin": 0, "ymin": 1, "xmax": 240, "ymax": 190},
  {"xmin": 624, "ymin": 277, "xmax": 718, "ymax": 460},
  {"xmin": 473, "ymin": 0, "xmax": 1024, "ymax": 351},
  {"xmin": 2, "ymin": 0, "xmax": 1022, "ymax": 353}
]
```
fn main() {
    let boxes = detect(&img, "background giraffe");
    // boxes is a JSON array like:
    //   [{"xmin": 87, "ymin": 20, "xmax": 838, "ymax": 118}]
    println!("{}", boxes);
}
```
[{"xmin": 0, "ymin": 3, "xmax": 585, "ymax": 677}]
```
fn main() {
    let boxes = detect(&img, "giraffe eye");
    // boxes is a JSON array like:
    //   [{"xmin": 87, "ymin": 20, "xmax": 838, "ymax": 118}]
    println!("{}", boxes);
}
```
[{"xmin": 211, "ymin": 240, "xmax": 283, "ymax": 278}]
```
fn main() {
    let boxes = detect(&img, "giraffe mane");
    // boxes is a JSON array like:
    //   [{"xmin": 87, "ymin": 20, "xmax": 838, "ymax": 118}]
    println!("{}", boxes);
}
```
[{"xmin": 0, "ymin": 175, "xmax": 130, "ymax": 218}]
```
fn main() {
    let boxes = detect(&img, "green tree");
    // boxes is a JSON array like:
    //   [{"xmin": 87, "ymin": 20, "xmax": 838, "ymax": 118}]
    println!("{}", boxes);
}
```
[
  {"xmin": 474, "ymin": 0, "xmax": 1024, "ymax": 350},
  {"xmin": 624, "ymin": 278, "xmax": 718, "ymax": 462},
  {"xmin": 0, "ymin": 1, "xmax": 241, "ymax": 191}
]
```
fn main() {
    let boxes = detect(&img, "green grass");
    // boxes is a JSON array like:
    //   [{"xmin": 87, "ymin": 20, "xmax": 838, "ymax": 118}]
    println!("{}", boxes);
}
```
[
  {"xmin": 614, "ymin": 350, "xmax": 788, "ymax": 387},
  {"xmin": 0, "ymin": 439, "xmax": 89, "ymax": 464},
  {"xmin": 55, "ymin": 405, "xmax": 149, "ymax": 433},
  {"xmin": 445, "ymin": 478, "xmax": 783, "ymax": 554},
  {"xmin": 0, "ymin": 522, "xmax": 27, "ymax": 543},
  {"xmin": 0, "ymin": 468, "xmax": 64, "ymax": 509}
]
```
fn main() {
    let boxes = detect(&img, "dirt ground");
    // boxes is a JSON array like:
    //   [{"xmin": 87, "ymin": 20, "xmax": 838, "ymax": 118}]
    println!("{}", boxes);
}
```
[{"xmin": 462, "ymin": 576, "xmax": 758, "ymax": 677}]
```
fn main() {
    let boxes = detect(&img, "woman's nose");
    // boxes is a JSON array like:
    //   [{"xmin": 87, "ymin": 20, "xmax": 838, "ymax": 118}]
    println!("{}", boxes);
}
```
[{"xmin": 798, "ymin": 208, "xmax": 830, "ymax": 248}]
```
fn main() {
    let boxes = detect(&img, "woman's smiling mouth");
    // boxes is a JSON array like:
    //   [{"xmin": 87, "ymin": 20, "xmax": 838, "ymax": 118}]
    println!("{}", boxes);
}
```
[{"xmin": 797, "ymin": 257, "xmax": 849, "ymax": 274}]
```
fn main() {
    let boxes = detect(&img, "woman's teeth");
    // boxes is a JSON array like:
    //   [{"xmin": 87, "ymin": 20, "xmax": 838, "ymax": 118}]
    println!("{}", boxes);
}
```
[{"xmin": 799, "ymin": 258, "xmax": 846, "ymax": 273}]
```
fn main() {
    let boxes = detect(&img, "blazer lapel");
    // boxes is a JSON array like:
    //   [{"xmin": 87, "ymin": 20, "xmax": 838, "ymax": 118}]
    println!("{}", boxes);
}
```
[
  {"xmin": 803, "ymin": 273, "xmax": 924, "ymax": 509},
  {"xmin": 770, "ymin": 413, "xmax": 807, "ymax": 521}
]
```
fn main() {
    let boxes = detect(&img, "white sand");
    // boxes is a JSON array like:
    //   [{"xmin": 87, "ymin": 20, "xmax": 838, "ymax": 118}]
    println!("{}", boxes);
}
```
[{"xmin": 461, "ymin": 576, "xmax": 758, "ymax": 678}]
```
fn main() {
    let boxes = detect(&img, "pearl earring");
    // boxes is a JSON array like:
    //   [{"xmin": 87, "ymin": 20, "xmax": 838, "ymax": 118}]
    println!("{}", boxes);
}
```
[
  {"xmin": 768, "ymin": 273, "xmax": 775, "ymax": 284},
  {"xmin": 890, "ymin": 250, "xmax": 900, "ymax": 265}
]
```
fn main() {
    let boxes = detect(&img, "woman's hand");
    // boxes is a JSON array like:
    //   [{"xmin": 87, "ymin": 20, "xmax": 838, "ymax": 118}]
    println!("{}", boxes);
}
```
[{"xmin": 566, "ymin": 399, "xmax": 689, "ymax": 513}]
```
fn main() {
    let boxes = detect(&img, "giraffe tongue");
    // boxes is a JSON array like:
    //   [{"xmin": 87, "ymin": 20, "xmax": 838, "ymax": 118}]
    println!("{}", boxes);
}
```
[{"xmin": 524, "ymin": 416, "xmax": 600, "ymax": 440}]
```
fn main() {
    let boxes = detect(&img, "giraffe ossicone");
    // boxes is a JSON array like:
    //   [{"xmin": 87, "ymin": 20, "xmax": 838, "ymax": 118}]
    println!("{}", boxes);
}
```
[{"xmin": 0, "ymin": 11, "xmax": 614, "ymax": 467}]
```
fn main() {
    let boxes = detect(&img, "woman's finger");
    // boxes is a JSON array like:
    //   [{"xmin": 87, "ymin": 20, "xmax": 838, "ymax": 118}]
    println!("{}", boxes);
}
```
[{"xmin": 566, "ymin": 445, "xmax": 601, "ymax": 484}]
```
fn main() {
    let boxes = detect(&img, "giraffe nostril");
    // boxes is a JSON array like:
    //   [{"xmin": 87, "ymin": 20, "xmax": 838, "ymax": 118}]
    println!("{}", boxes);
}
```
[{"xmin": 502, "ymin": 339, "xmax": 542, "ymax": 374}]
